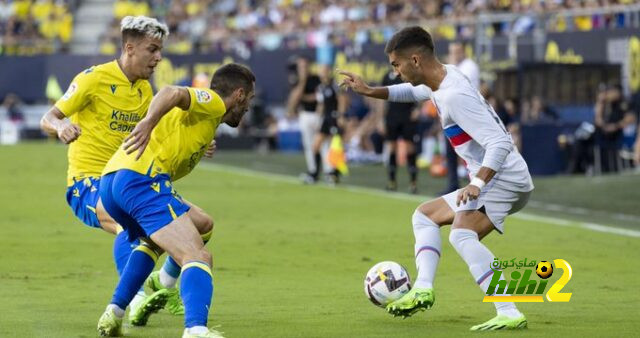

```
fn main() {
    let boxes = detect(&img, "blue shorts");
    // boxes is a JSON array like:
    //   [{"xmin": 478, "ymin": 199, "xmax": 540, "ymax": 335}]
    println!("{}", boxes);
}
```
[
  {"xmin": 99, "ymin": 169, "xmax": 191, "ymax": 241},
  {"xmin": 66, "ymin": 177, "xmax": 101, "ymax": 228}
]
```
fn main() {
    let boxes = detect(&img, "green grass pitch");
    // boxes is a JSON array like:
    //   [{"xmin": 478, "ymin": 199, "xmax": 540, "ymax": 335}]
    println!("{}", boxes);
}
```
[{"xmin": 0, "ymin": 143, "xmax": 638, "ymax": 337}]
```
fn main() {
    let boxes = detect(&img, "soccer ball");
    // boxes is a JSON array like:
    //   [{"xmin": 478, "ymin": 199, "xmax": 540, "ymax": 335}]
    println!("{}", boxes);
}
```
[
  {"xmin": 536, "ymin": 261, "xmax": 553, "ymax": 279},
  {"xmin": 364, "ymin": 261, "xmax": 412, "ymax": 307}
]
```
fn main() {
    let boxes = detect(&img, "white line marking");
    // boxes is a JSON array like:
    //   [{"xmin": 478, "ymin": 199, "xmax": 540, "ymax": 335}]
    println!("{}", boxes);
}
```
[
  {"xmin": 527, "ymin": 199, "xmax": 640, "ymax": 222},
  {"xmin": 197, "ymin": 163, "xmax": 640, "ymax": 238}
]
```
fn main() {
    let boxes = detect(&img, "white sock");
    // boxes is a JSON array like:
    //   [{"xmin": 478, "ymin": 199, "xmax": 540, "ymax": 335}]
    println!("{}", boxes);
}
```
[
  {"xmin": 449, "ymin": 228, "xmax": 522, "ymax": 318},
  {"xmin": 107, "ymin": 304, "xmax": 125, "ymax": 318},
  {"xmin": 160, "ymin": 267, "xmax": 178, "ymax": 288},
  {"xmin": 187, "ymin": 326, "xmax": 209, "ymax": 334},
  {"xmin": 412, "ymin": 210, "xmax": 441, "ymax": 289},
  {"xmin": 129, "ymin": 291, "xmax": 146, "ymax": 310}
]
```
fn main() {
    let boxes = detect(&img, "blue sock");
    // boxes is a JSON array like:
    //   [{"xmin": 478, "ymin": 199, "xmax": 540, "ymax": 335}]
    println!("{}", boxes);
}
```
[
  {"xmin": 111, "ymin": 245, "xmax": 157, "ymax": 309},
  {"xmin": 162, "ymin": 256, "xmax": 182, "ymax": 279},
  {"xmin": 113, "ymin": 231, "xmax": 137, "ymax": 276},
  {"xmin": 181, "ymin": 262, "xmax": 213, "ymax": 328}
]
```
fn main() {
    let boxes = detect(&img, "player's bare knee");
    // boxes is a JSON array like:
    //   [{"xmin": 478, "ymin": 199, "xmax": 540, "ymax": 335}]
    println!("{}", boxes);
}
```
[
  {"xmin": 193, "ymin": 213, "xmax": 213, "ymax": 234},
  {"xmin": 189, "ymin": 208, "xmax": 214, "ymax": 234},
  {"xmin": 412, "ymin": 209, "xmax": 438, "ymax": 230},
  {"xmin": 201, "ymin": 214, "xmax": 213, "ymax": 234},
  {"xmin": 416, "ymin": 200, "xmax": 452, "ymax": 226}
]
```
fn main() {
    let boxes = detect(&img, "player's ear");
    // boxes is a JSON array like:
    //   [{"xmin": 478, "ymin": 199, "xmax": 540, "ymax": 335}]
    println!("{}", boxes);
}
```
[
  {"xmin": 412, "ymin": 54, "xmax": 420, "ymax": 68},
  {"xmin": 124, "ymin": 41, "xmax": 135, "ymax": 56},
  {"xmin": 234, "ymin": 87, "xmax": 246, "ymax": 102}
]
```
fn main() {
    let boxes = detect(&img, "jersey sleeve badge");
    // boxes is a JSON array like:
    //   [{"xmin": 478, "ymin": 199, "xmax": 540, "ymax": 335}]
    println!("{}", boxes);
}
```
[
  {"xmin": 195, "ymin": 89, "xmax": 212, "ymax": 103},
  {"xmin": 61, "ymin": 82, "xmax": 78, "ymax": 101}
]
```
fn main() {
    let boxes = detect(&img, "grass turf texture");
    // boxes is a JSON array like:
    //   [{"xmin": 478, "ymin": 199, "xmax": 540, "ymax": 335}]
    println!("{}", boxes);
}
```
[
  {"xmin": 210, "ymin": 151, "xmax": 640, "ymax": 228},
  {"xmin": 0, "ymin": 143, "xmax": 638, "ymax": 337}
]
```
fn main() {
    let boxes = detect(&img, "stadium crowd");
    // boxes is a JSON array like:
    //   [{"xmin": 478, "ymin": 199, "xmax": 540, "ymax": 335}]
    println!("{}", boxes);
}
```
[
  {"xmin": 0, "ymin": 0, "xmax": 75, "ymax": 54},
  {"xmin": 98, "ymin": 0, "xmax": 639, "ymax": 55},
  {"xmin": 1, "ymin": 0, "xmax": 636, "ymax": 55}
]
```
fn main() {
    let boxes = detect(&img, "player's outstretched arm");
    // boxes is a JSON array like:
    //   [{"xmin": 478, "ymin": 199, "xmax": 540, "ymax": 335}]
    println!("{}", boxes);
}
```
[
  {"xmin": 338, "ymin": 70, "xmax": 389, "ymax": 100},
  {"xmin": 338, "ymin": 70, "xmax": 432, "ymax": 103},
  {"xmin": 124, "ymin": 86, "xmax": 190, "ymax": 159},
  {"xmin": 40, "ymin": 106, "xmax": 82, "ymax": 144}
]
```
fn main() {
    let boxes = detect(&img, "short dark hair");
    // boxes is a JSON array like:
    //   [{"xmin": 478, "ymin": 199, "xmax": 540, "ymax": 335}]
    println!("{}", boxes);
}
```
[
  {"xmin": 121, "ymin": 30, "xmax": 146, "ymax": 46},
  {"xmin": 210, "ymin": 63, "xmax": 256, "ymax": 97},
  {"xmin": 384, "ymin": 26, "xmax": 435, "ymax": 56}
]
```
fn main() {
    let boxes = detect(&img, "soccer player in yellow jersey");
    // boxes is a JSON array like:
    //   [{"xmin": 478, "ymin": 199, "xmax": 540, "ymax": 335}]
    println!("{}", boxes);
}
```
[
  {"xmin": 40, "ymin": 16, "xmax": 208, "ymax": 323},
  {"xmin": 96, "ymin": 63, "xmax": 255, "ymax": 338}
]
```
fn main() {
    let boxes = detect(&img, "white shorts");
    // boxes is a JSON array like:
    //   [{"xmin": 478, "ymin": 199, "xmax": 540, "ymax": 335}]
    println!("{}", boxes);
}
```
[{"xmin": 442, "ymin": 185, "xmax": 532, "ymax": 233}]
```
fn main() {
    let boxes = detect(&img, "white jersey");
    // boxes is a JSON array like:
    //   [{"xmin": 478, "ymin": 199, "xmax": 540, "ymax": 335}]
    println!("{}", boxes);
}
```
[{"xmin": 388, "ymin": 65, "xmax": 533, "ymax": 192}]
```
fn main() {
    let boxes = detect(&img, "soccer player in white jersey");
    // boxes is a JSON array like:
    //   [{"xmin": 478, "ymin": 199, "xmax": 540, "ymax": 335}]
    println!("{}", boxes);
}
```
[{"xmin": 339, "ymin": 26, "xmax": 533, "ymax": 331}]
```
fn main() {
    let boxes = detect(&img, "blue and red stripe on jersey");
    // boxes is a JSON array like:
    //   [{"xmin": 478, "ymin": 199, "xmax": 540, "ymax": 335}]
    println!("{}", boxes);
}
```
[{"xmin": 444, "ymin": 124, "xmax": 472, "ymax": 146}]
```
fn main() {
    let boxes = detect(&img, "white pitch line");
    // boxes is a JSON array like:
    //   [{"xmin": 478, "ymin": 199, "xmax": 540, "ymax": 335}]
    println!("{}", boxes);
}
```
[
  {"xmin": 197, "ymin": 163, "xmax": 640, "ymax": 238},
  {"xmin": 527, "ymin": 200, "xmax": 640, "ymax": 222}
]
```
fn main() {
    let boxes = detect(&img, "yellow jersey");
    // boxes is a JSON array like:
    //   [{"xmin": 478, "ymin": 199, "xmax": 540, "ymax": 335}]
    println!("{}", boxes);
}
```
[
  {"xmin": 55, "ymin": 60, "xmax": 153, "ymax": 186},
  {"xmin": 103, "ymin": 87, "xmax": 227, "ymax": 181}
]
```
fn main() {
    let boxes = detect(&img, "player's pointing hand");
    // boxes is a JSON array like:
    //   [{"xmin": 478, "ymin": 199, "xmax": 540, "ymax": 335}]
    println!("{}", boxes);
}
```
[
  {"xmin": 337, "ymin": 69, "xmax": 370, "ymax": 95},
  {"xmin": 124, "ymin": 117, "xmax": 155, "ymax": 160}
]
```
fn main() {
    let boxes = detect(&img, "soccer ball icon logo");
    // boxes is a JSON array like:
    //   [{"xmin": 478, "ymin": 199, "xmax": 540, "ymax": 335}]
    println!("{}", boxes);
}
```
[{"xmin": 536, "ymin": 261, "xmax": 553, "ymax": 279}]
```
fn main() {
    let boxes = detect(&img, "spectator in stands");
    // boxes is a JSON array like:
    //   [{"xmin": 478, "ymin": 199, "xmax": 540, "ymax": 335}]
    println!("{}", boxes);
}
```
[
  {"xmin": 2, "ymin": 93, "xmax": 25, "ymax": 122},
  {"xmin": 521, "ymin": 96, "xmax": 558, "ymax": 124},
  {"xmin": 496, "ymin": 97, "xmax": 520, "ymax": 128},
  {"xmin": 1, "ymin": 92, "xmax": 25, "ymax": 142},
  {"xmin": 4, "ymin": 0, "xmax": 639, "ymax": 54},
  {"xmin": 0, "ymin": 0, "xmax": 13, "ymax": 24},
  {"xmin": 503, "ymin": 98, "xmax": 522, "ymax": 151},
  {"xmin": 92, "ymin": 0, "xmax": 639, "ymax": 55},
  {"xmin": 594, "ymin": 83, "xmax": 635, "ymax": 172},
  {"xmin": 0, "ymin": 0, "xmax": 72, "ymax": 54}
]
